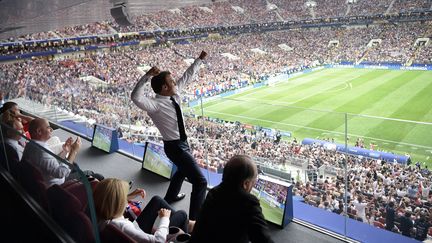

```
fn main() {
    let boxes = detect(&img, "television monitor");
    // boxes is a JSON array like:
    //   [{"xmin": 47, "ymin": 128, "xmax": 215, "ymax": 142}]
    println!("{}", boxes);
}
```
[
  {"xmin": 91, "ymin": 124, "xmax": 119, "ymax": 153},
  {"xmin": 142, "ymin": 141, "xmax": 177, "ymax": 179},
  {"xmin": 251, "ymin": 174, "xmax": 293, "ymax": 228}
]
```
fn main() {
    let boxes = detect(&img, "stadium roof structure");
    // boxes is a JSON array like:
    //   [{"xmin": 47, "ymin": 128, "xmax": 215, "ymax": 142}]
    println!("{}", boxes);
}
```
[{"xmin": 0, "ymin": 0, "xmax": 211, "ymax": 39}]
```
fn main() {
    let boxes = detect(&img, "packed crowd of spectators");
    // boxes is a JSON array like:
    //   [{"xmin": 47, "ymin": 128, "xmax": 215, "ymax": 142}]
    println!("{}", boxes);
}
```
[
  {"xmin": 1, "ymin": 0, "xmax": 432, "ymax": 42},
  {"xmin": 364, "ymin": 23, "xmax": 429, "ymax": 63},
  {"xmin": 414, "ymin": 42, "xmax": 432, "ymax": 64},
  {"xmin": 1, "ymin": 10, "xmax": 432, "ymax": 239},
  {"xmin": 170, "ymin": 113, "xmax": 432, "ymax": 240},
  {"xmin": 294, "ymin": 149, "xmax": 432, "ymax": 240},
  {"xmin": 1, "ymin": 22, "xmax": 432, "ymax": 134},
  {"xmin": 392, "ymin": 0, "xmax": 432, "ymax": 14}
]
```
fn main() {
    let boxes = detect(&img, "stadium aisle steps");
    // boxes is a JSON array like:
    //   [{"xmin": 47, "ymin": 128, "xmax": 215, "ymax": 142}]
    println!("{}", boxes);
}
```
[{"xmin": 12, "ymin": 97, "xmax": 83, "ymax": 122}]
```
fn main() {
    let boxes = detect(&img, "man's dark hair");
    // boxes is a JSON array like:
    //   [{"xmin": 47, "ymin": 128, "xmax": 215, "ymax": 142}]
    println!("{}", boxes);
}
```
[
  {"xmin": 0, "ymin": 101, "xmax": 18, "ymax": 114},
  {"xmin": 222, "ymin": 155, "xmax": 257, "ymax": 188},
  {"xmin": 151, "ymin": 71, "xmax": 171, "ymax": 94}
]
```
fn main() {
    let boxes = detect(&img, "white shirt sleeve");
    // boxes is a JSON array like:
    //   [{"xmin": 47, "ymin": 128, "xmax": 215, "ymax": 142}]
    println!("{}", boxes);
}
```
[
  {"xmin": 111, "ymin": 216, "xmax": 169, "ymax": 243},
  {"xmin": 131, "ymin": 74, "xmax": 159, "ymax": 113},
  {"xmin": 176, "ymin": 58, "xmax": 202, "ymax": 92}
]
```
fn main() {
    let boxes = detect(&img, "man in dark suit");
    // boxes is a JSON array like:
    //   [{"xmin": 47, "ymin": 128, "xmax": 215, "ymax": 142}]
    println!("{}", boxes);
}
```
[{"xmin": 190, "ymin": 155, "xmax": 274, "ymax": 243}]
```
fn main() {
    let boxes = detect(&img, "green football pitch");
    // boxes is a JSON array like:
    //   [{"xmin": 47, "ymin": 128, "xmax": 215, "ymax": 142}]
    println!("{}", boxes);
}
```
[{"xmin": 189, "ymin": 68, "xmax": 432, "ymax": 168}]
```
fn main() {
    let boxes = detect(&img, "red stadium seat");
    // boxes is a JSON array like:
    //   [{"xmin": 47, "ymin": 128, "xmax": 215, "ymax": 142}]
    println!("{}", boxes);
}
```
[
  {"xmin": 100, "ymin": 223, "xmax": 137, "ymax": 243},
  {"xmin": 61, "ymin": 178, "xmax": 99, "ymax": 211},
  {"xmin": 16, "ymin": 160, "xmax": 50, "ymax": 213},
  {"xmin": 47, "ymin": 184, "xmax": 95, "ymax": 243}
]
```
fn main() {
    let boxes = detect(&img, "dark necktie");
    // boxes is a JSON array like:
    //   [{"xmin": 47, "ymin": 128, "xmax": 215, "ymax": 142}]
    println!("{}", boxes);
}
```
[{"xmin": 170, "ymin": 96, "xmax": 187, "ymax": 141}]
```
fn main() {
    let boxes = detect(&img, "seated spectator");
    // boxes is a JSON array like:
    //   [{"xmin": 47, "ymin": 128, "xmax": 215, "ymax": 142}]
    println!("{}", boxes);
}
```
[
  {"xmin": 93, "ymin": 178, "xmax": 189, "ymax": 243},
  {"xmin": 190, "ymin": 155, "xmax": 274, "ymax": 243},
  {"xmin": 22, "ymin": 118, "xmax": 83, "ymax": 186},
  {"xmin": 0, "ymin": 102, "xmax": 34, "ymax": 135},
  {"xmin": 1, "ymin": 114, "xmax": 25, "ymax": 160}
]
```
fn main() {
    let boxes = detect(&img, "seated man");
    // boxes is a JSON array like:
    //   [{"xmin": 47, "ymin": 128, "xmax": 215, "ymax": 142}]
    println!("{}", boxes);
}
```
[
  {"xmin": 1, "ymin": 115, "xmax": 25, "ymax": 160},
  {"xmin": 0, "ymin": 101, "xmax": 34, "ymax": 135},
  {"xmin": 190, "ymin": 155, "xmax": 274, "ymax": 243},
  {"xmin": 0, "ymin": 115, "xmax": 25, "ymax": 175},
  {"xmin": 22, "ymin": 118, "xmax": 82, "ymax": 186}
]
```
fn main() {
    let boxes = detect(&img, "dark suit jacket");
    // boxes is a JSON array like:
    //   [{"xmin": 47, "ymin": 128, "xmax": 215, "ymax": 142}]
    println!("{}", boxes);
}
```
[{"xmin": 190, "ymin": 183, "xmax": 274, "ymax": 243}]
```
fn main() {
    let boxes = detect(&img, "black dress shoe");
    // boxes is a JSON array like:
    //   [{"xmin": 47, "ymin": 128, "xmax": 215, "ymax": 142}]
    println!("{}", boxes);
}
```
[{"xmin": 172, "ymin": 193, "xmax": 186, "ymax": 202}]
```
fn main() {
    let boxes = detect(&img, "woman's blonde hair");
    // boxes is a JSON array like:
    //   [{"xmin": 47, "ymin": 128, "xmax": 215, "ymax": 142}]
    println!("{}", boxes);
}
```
[{"xmin": 93, "ymin": 178, "xmax": 129, "ymax": 220}]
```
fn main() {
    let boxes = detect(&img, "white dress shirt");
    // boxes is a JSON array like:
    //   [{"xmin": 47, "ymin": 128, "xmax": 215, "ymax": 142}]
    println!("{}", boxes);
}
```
[
  {"xmin": 101, "ymin": 215, "xmax": 169, "ymax": 243},
  {"xmin": 131, "ymin": 58, "xmax": 202, "ymax": 141},
  {"xmin": 5, "ymin": 138, "xmax": 24, "ymax": 160},
  {"xmin": 22, "ymin": 140, "xmax": 71, "ymax": 186}
]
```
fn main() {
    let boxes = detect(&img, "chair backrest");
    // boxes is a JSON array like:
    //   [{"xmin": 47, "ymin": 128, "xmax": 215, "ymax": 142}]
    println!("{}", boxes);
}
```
[
  {"xmin": 61, "ymin": 179, "xmax": 100, "ymax": 211},
  {"xmin": 16, "ymin": 160, "xmax": 50, "ymax": 213},
  {"xmin": 47, "ymin": 184, "xmax": 95, "ymax": 243},
  {"xmin": 0, "ymin": 142, "xmax": 20, "ymax": 178},
  {"xmin": 100, "ymin": 223, "xmax": 137, "ymax": 243}
]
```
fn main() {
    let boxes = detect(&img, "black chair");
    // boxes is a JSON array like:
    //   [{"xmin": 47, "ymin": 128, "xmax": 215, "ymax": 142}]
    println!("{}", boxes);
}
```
[{"xmin": 0, "ymin": 142, "xmax": 20, "ymax": 178}]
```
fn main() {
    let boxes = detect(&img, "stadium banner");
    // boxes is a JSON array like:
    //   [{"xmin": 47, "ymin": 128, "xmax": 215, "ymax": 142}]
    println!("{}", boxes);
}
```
[
  {"xmin": 329, "ymin": 63, "xmax": 432, "ymax": 71},
  {"xmin": 280, "ymin": 131, "xmax": 292, "ymax": 137},
  {"xmin": 253, "ymin": 82, "xmax": 266, "ymax": 88},
  {"xmin": 188, "ymin": 84, "xmax": 255, "ymax": 107},
  {"xmin": 302, "ymin": 138, "xmax": 409, "ymax": 164},
  {"xmin": 266, "ymin": 74, "xmax": 288, "ymax": 86},
  {"xmin": 307, "ymin": 66, "xmax": 325, "ymax": 72}
]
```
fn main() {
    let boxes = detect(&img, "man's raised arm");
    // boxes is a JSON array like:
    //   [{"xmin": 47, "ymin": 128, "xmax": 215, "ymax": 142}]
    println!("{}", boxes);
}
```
[
  {"xmin": 131, "ymin": 67, "xmax": 160, "ymax": 112},
  {"xmin": 177, "ymin": 51, "xmax": 207, "ymax": 92}
]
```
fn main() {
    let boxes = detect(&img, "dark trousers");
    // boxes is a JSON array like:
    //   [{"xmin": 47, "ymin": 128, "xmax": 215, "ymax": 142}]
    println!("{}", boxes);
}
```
[
  {"xmin": 137, "ymin": 196, "xmax": 188, "ymax": 233},
  {"xmin": 163, "ymin": 140, "xmax": 207, "ymax": 220}
]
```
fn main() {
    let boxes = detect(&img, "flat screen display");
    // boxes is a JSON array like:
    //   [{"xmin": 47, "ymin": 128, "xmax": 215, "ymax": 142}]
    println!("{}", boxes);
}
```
[
  {"xmin": 142, "ymin": 141, "xmax": 176, "ymax": 179},
  {"xmin": 251, "ymin": 174, "xmax": 291, "ymax": 227},
  {"xmin": 92, "ymin": 124, "xmax": 114, "ymax": 153}
]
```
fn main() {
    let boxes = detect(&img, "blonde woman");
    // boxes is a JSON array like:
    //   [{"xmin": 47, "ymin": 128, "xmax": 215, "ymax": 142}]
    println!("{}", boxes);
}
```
[{"xmin": 93, "ymin": 178, "xmax": 188, "ymax": 243}]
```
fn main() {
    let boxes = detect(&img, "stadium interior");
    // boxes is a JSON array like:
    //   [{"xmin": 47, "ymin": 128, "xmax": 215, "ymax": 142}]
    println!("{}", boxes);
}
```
[{"xmin": 1, "ymin": 0, "xmax": 432, "ymax": 242}]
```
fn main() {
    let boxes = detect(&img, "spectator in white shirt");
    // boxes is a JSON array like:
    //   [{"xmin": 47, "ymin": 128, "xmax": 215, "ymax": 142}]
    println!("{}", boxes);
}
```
[
  {"xmin": 353, "ymin": 195, "xmax": 368, "ymax": 222},
  {"xmin": 21, "ymin": 118, "xmax": 81, "ymax": 186}
]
